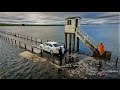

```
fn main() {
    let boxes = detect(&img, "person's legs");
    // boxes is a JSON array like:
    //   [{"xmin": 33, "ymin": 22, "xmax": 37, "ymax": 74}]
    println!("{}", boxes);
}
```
[
  {"xmin": 60, "ymin": 55, "xmax": 62, "ymax": 66},
  {"xmin": 98, "ymin": 55, "xmax": 102, "ymax": 71}
]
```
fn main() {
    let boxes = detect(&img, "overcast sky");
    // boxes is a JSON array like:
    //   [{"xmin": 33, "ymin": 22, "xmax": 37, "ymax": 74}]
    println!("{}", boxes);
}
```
[{"xmin": 0, "ymin": 12, "xmax": 119, "ymax": 24}]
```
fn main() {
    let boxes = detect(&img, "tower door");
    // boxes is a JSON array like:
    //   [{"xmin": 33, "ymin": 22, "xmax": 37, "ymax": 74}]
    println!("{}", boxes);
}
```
[{"xmin": 75, "ymin": 19, "xmax": 78, "ymax": 28}]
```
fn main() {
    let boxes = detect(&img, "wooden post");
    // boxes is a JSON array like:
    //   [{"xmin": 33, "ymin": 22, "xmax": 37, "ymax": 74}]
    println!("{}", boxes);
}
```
[
  {"xmin": 36, "ymin": 38, "xmax": 37, "ymax": 44},
  {"xmin": 77, "ymin": 37, "xmax": 79, "ymax": 52},
  {"xmin": 24, "ymin": 44, "xmax": 26, "ymax": 49},
  {"xmin": 6, "ymin": 37, "xmax": 7, "ymax": 41},
  {"xmin": 5, "ymin": 37, "xmax": 7, "ymax": 41},
  {"xmin": 31, "ymin": 46, "xmax": 33, "ymax": 52},
  {"xmin": 8, "ymin": 38, "xmax": 10, "ymax": 43},
  {"xmin": 19, "ymin": 41, "xmax": 20, "ymax": 46},
  {"xmin": 31, "ymin": 37, "xmax": 32, "ymax": 41},
  {"xmin": 9, "ymin": 38, "xmax": 10, "ymax": 43},
  {"xmin": 11, "ymin": 39, "xmax": 13, "ymax": 44},
  {"xmin": 15, "ymin": 40, "xmax": 16, "ymax": 44}
]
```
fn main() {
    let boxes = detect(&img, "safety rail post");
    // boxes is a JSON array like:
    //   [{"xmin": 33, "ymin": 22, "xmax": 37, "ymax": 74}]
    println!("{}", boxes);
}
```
[
  {"xmin": 8, "ymin": 38, "xmax": 10, "ymax": 43},
  {"xmin": 11, "ymin": 39, "xmax": 13, "ymax": 44},
  {"xmin": 27, "ymin": 36, "xmax": 28, "ymax": 40},
  {"xmin": 31, "ymin": 46, "xmax": 33, "ymax": 52},
  {"xmin": 36, "ymin": 38, "xmax": 37, "ymax": 44},
  {"xmin": 15, "ymin": 40, "xmax": 16, "ymax": 44},
  {"xmin": 5, "ymin": 37, "xmax": 7, "ymax": 42},
  {"xmin": 24, "ymin": 44, "xmax": 26, "ymax": 49},
  {"xmin": 19, "ymin": 41, "xmax": 21, "ymax": 46}
]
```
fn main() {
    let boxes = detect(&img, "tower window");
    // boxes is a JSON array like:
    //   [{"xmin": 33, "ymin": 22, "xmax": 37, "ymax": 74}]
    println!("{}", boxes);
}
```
[
  {"xmin": 67, "ymin": 20, "xmax": 72, "ymax": 25},
  {"xmin": 75, "ymin": 19, "xmax": 78, "ymax": 28}
]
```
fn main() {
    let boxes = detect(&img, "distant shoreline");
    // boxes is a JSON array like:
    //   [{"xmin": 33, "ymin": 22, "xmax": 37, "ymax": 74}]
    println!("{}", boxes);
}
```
[{"xmin": 0, "ymin": 24, "xmax": 64, "ymax": 26}]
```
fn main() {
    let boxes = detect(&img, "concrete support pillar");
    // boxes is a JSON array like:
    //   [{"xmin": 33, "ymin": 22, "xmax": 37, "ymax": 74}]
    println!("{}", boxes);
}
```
[
  {"xmin": 69, "ymin": 34, "xmax": 72, "ymax": 51},
  {"xmin": 77, "ymin": 37, "xmax": 79, "ymax": 52},
  {"xmin": 64, "ymin": 33, "xmax": 67, "ymax": 50},
  {"xmin": 71, "ymin": 34, "xmax": 75, "ymax": 51}
]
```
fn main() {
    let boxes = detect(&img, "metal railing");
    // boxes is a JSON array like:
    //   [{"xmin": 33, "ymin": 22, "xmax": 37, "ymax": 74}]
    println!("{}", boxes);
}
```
[{"xmin": 77, "ymin": 30, "xmax": 98, "ymax": 48}]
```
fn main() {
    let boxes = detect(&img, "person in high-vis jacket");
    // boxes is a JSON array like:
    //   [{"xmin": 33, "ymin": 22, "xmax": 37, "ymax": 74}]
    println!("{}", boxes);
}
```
[
  {"xmin": 98, "ymin": 43, "xmax": 105, "ymax": 58},
  {"xmin": 97, "ymin": 43, "xmax": 105, "ymax": 71}
]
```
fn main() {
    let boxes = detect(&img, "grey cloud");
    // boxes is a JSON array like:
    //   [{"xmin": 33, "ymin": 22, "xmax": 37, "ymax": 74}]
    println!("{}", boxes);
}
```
[{"xmin": 0, "ymin": 12, "xmax": 119, "ymax": 25}]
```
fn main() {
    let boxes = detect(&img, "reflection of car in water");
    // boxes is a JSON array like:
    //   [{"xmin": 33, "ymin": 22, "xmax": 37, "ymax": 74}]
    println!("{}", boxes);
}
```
[{"xmin": 39, "ymin": 42, "xmax": 65, "ymax": 54}]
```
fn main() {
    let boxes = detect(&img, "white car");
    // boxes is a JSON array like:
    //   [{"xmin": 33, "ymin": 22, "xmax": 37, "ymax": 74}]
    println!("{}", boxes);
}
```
[{"xmin": 39, "ymin": 41, "xmax": 65, "ymax": 54}]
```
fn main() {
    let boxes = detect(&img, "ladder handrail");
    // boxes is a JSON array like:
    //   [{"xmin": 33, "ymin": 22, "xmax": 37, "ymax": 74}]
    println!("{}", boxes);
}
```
[
  {"xmin": 76, "ymin": 31, "xmax": 98, "ymax": 52},
  {"xmin": 77, "ymin": 30, "xmax": 98, "ymax": 47}
]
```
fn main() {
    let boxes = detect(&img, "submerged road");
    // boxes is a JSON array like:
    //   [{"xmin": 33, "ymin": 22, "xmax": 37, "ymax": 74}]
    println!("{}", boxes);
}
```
[{"xmin": 0, "ymin": 31, "xmax": 88, "ymax": 66}]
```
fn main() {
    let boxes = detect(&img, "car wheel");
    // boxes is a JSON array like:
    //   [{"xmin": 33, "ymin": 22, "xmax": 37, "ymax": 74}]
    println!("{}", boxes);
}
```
[
  {"xmin": 40, "ymin": 46, "xmax": 42, "ymax": 49},
  {"xmin": 50, "ymin": 50, "xmax": 53, "ymax": 55}
]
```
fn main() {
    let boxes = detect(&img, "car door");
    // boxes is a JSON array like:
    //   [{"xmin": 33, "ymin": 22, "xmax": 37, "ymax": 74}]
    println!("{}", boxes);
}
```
[
  {"xmin": 43, "ymin": 43, "xmax": 48, "ymax": 51},
  {"xmin": 47, "ymin": 44, "xmax": 52, "ymax": 52},
  {"xmin": 46, "ymin": 43, "xmax": 51, "ymax": 52}
]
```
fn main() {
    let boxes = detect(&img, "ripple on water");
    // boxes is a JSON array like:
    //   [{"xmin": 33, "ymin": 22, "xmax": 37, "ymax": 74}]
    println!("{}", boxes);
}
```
[{"xmin": 0, "ymin": 40, "xmax": 60, "ymax": 79}]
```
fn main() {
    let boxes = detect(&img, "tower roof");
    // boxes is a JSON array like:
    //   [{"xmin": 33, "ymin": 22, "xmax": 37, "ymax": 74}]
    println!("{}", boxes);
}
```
[{"xmin": 65, "ymin": 16, "xmax": 81, "ymax": 20}]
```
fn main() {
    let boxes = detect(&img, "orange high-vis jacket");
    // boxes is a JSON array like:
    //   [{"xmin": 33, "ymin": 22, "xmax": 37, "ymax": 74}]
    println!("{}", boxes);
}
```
[{"xmin": 98, "ymin": 43, "xmax": 105, "ymax": 56}]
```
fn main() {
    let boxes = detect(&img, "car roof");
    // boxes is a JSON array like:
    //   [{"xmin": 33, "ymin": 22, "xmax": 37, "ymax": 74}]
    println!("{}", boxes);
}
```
[{"xmin": 47, "ymin": 42, "xmax": 59, "ymax": 44}]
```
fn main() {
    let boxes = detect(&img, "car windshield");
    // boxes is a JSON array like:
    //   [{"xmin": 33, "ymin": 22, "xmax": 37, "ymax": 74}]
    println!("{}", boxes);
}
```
[{"xmin": 53, "ymin": 43, "xmax": 61, "ymax": 47}]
